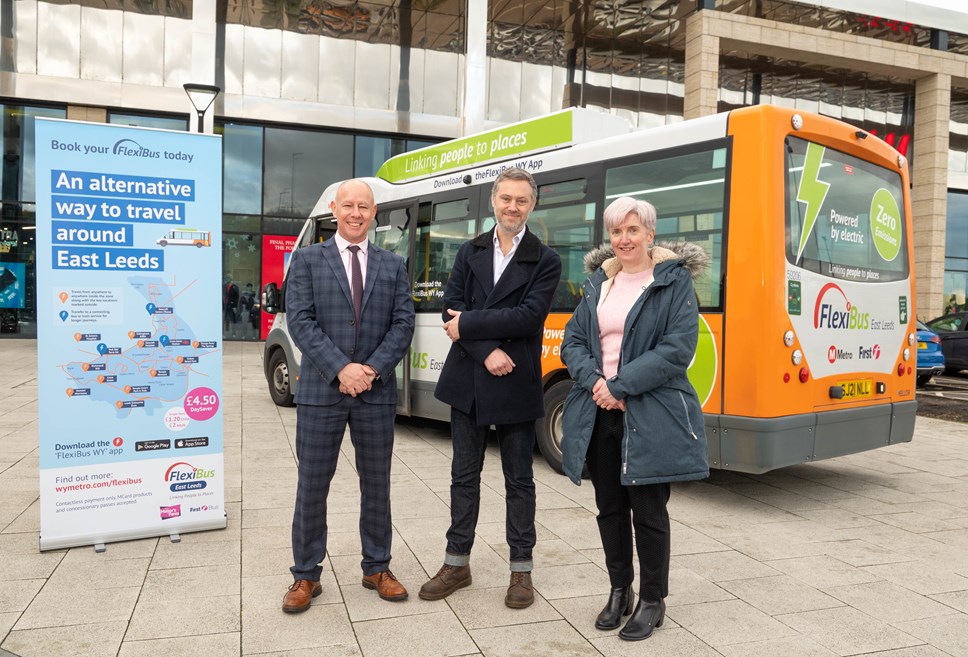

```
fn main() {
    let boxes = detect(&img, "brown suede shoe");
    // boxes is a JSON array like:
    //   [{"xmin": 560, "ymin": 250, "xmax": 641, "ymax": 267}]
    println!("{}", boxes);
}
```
[
  {"xmin": 361, "ymin": 570, "xmax": 409, "ymax": 601},
  {"xmin": 418, "ymin": 564, "xmax": 472, "ymax": 601},
  {"xmin": 282, "ymin": 579, "xmax": 322, "ymax": 613},
  {"xmin": 505, "ymin": 572, "xmax": 534, "ymax": 609}
]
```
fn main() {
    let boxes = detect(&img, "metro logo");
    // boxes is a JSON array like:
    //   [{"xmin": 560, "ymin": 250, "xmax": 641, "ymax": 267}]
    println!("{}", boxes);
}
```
[{"xmin": 813, "ymin": 283, "xmax": 869, "ymax": 331}]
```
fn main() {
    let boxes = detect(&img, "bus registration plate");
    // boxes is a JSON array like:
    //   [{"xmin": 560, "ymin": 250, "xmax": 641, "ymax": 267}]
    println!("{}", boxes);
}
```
[{"xmin": 839, "ymin": 379, "xmax": 872, "ymax": 399}]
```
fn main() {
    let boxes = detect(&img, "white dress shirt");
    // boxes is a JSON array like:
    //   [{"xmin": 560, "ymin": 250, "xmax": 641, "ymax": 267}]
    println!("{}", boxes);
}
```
[
  {"xmin": 492, "ymin": 227, "xmax": 525, "ymax": 285},
  {"xmin": 333, "ymin": 233, "xmax": 368, "ymax": 289}
]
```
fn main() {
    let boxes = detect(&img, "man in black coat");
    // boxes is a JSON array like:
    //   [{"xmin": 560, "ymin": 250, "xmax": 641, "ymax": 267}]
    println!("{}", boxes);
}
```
[{"xmin": 419, "ymin": 167, "xmax": 561, "ymax": 609}]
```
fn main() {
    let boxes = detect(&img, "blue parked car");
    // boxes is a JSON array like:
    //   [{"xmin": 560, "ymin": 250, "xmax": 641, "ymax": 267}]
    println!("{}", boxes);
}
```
[{"xmin": 916, "ymin": 319, "xmax": 945, "ymax": 386}]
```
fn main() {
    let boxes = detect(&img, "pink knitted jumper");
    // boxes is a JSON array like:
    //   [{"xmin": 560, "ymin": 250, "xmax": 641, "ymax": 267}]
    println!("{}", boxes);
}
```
[{"xmin": 598, "ymin": 268, "xmax": 654, "ymax": 380}]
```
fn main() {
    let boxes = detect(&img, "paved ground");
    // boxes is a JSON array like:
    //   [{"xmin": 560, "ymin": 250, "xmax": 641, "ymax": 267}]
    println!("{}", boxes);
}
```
[{"xmin": 1, "ymin": 339, "xmax": 968, "ymax": 657}]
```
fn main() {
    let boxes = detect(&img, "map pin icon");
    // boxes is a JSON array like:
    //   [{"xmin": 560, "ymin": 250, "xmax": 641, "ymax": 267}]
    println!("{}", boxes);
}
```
[
  {"xmin": 159, "ymin": 335, "xmax": 170, "ymax": 347},
  {"xmin": 59, "ymin": 310, "xmax": 69, "ymax": 322},
  {"xmin": 146, "ymin": 303, "xmax": 157, "ymax": 315},
  {"xmin": 149, "ymin": 369, "xmax": 157, "ymax": 378},
  {"xmin": 73, "ymin": 333, "xmax": 82, "ymax": 342},
  {"xmin": 192, "ymin": 341, "xmax": 199, "ymax": 349},
  {"xmin": 97, "ymin": 375, "xmax": 105, "ymax": 383},
  {"xmin": 97, "ymin": 343, "xmax": 108, "ymax": 355},
  {"xmin": 59, "ymin": 292, "xmax": 68, "ymax": 303},
  {"xmin": 66, "ymin": 388, "xmax": 74, "ymax": 397},
  {"xmin": 137, "ymin": 340, "xmax": 145, "ymax": 348},
  {"xmin": 128, "ymin": 331, "xmax": 136, "ymax": 339},
  {"xmin": 81, "ymin": 363, "xmax": 89, "ymax": 371}
]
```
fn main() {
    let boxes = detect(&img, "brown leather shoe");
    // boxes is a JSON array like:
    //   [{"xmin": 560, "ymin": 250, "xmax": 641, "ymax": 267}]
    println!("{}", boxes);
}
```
[
  {"xmin": 505, "ymin": 571, "xmax": 534, "ymax": 609},
  {"xmin": 418, "ymin": 564, "xmax": 472, "ymax": 601},
  {"xmin": 361, "ymin": 570, "xmax": 408, "ymax": 601},
  {"xmin": 282, "ymin": 579, "xmax": 322, "ymax": 613}
]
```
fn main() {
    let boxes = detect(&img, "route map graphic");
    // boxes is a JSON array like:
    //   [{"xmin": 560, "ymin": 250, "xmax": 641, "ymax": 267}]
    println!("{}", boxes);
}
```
[{"xmin": 58, "ymin": 276, "xmax": 218, "ymax": 418}]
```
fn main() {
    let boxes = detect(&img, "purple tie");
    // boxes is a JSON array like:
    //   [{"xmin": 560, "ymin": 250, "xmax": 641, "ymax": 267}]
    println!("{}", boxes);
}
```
[{"xmin": 348, "ymin": 245, "xmax": 363, "ymax": 337}]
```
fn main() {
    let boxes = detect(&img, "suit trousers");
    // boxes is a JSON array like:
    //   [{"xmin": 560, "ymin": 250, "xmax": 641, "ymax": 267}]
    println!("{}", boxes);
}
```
[
  {"xmin": 445, "ymin": 407, "xmax": 536, "ymax": 567},
  {"xmin": 290, "ymin": 396, "xmax": 395, "ymax": 580},
  {"xmin": 586, "ymin": 408, "xmax": 671, "ymax": 600}
]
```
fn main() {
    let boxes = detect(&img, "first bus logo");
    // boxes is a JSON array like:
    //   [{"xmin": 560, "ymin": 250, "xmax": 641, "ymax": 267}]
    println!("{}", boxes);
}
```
[
  {"xmin": 814, "ymin": 283, "xmax": 870, "ymax": 331},
  {"xmin": 164, "ymin": 461, "xmax": 215, "ymax": 492}
]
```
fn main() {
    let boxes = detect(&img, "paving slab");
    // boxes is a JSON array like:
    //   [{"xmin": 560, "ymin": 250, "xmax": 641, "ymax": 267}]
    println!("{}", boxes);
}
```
[{"xmin": 1, "ymin": 341, "xmax": 967, "ymax": 657}]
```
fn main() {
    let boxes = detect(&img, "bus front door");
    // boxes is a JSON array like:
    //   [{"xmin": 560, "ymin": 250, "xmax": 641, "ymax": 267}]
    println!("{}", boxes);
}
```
[{"xmin": 371, "ymin": 201, "xmax": 418, "ymax": 416}]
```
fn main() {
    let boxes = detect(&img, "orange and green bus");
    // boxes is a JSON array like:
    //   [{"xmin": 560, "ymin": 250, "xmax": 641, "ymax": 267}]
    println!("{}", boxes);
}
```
[{"xmin": 263, "ymin": 104, "xmax": 917, "ymax": 474}]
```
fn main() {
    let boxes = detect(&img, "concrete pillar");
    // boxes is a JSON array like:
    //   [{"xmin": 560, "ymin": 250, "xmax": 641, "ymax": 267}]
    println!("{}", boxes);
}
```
[
  {"xmin": 911, "ymin": 73, "xmax": 950, "ymax": 321},
  {"xmin": 66, "ymin": 105, "xmax": 107, "ymax": 123},
  {"xmin": 684, "ymin": 12, "xmax": 719, "ymax": 120}
]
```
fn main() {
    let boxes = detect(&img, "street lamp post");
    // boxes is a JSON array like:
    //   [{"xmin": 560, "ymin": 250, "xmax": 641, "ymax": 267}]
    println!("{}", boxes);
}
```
[{"xmin": 182, "ymin": 83, "xmax": 221, "ymax": 133}]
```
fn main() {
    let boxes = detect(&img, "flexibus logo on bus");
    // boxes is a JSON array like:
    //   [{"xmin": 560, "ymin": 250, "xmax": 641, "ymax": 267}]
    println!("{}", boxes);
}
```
[
  {"xmin": 813, "ymin": 283, "xmax": 870, "ymax": 331},
  {"xmin": 164, "ymin": 461, "xmax": 215, "ymax": 492}
]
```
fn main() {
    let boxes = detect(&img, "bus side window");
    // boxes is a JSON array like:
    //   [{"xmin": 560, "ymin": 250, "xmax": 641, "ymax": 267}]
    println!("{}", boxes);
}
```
[
  {"xmin": 604, "ymin": 147, "xmax": 728, "ymax": 310},
  {"xmin": 412, "ymin": 199, "xmax": 475, "ymax": 312},
  {"xmin": 527, "ymin": 198, "xmax": 597, "ymax": 312}
]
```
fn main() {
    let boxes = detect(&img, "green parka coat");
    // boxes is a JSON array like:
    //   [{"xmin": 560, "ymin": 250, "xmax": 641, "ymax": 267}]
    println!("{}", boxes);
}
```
[{"xmin": 560, "ymin": 241, "xmax": 710, "ymax": 486}]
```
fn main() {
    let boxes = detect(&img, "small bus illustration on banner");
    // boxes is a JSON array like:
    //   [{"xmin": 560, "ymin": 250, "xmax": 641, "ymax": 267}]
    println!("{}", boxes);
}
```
[{"xmin": 157, "ymin": 229, "xmax": 211, "ymax": 248}]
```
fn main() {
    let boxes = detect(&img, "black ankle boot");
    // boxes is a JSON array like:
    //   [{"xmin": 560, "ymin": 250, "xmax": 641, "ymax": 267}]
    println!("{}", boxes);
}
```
[
  {"xmin": 594, "ymin": 585, "xmax": 634, "ymax": 630},
  {"xmin": 619, "ymin": 598, "xmax": 665, "ymax": 641}
]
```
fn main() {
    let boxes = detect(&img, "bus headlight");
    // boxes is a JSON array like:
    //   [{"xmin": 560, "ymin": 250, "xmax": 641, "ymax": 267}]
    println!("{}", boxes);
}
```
[
  {"xmin": 792, "ymin": 349, "xmax": 803, "ymax": 365},
  {"xmin": 783, "ymin": 330, "xmax": 795, "ymax": 347},
  {"xmin": 898, "ymin": 155, "xmax": 906, "ymax": 168},
  {"xmin": 792, "ymin": 114, "xmax": 803, "ymax": 130},
  {"xmin": 902, "ymin": 348, "xmax": 910, "ymax": 361},
  {"xmin": 908, "ymin": 333, "xmax": 915, "ymax": 346}
]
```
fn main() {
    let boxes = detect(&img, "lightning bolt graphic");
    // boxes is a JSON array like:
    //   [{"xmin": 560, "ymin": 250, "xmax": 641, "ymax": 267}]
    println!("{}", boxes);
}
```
[{"xmin": 795, "ymin": 142, "xmax": 830, "ymax": 264}]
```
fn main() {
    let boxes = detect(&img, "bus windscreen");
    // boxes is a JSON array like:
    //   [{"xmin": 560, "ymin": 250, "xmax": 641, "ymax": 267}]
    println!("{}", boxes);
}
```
[{"xmin": 785, "ymin": 136, "xmax": 908, "ymax": 283}]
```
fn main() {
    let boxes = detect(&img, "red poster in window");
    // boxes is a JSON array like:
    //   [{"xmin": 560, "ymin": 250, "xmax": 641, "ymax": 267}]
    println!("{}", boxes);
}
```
[{"xmin": 260, "ymin": 235, "xmax": 298, "ymax": 340}]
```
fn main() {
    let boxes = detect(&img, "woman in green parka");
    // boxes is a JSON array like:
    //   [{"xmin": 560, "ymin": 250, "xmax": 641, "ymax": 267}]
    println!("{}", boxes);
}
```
[{"xmin": 560, "ymin": 196, "xmax": 710, "ymax": 641}]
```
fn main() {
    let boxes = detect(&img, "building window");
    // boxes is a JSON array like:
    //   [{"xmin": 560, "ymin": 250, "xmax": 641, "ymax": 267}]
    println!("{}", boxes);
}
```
[
  {"xmin": 108, "ymin": 112, "xmax": 189, "ymax": 132},
  {"xmin": 263, "ymin": 127, "xmax": 353, "ymax": 218},
  {"xmin": 944, "ymin": 191, "xmax": 968, "ymax": 317},
  {"xmin": 220, "ymin": 122, "xmax": 264, "ymax": 215}
]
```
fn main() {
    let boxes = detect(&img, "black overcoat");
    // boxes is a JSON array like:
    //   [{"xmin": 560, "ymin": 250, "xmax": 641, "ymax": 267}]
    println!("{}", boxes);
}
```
[{"xmin": 434, "ymin": 227, "xmax": 561, "ymax": 425}]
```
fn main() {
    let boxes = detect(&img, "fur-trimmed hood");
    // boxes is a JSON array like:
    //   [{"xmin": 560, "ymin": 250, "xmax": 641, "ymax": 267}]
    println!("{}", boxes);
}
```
[{"xmin": 583, "ymin": 241, "xmax": 710, "ymax": 280}]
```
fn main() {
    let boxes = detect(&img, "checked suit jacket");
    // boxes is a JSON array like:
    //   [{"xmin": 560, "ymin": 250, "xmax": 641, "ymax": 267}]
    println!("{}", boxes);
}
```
[{"xmin": 285, "ymin": 239, "xmax": 414, "ymax": 406}]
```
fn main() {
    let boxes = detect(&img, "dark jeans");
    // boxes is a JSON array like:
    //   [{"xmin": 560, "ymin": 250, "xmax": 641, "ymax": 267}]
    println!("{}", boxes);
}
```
[
  {"xmin": 445, "ymin": 406, "xmax": 536, "ymax": 566},
  {"xmin": 586, "ymin": 408, "xmax": 671, "ymax": 600}
]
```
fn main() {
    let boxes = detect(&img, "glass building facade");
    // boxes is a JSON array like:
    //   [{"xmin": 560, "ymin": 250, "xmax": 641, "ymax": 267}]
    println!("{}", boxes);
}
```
[{"xmin": 1, "ymin": 0, "xmax": 967, "ymax": 337}]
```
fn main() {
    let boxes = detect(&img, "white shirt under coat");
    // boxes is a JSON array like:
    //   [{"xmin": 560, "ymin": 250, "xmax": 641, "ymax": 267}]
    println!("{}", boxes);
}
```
[
  {"xmin": 492, "ymin": 227, "xmax": 525, "ymax": 285},
  {"xmin": 333, "ymin": 233, "xmax": 368, "ymax": 289}
]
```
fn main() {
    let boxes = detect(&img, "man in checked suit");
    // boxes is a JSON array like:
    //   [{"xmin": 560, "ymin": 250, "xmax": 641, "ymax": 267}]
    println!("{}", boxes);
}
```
[
  {"xmin": 282, "ymin": 179, "xmax": 415, "ymax": 613},
  {"xmin": 419, "ymin": 167, "xmax": 561, "ymax": 609}
]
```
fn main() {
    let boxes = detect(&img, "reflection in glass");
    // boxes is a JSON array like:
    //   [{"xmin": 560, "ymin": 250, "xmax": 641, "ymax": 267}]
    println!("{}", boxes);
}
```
[
  {"xmin": 263, "ymin": 127, "xmax": 353, "ymax": 218},
  {"xmin": 356, "ymin": 135, "xmax": 405, "ymax": 177},
  {"xmin": 220, "ymin": 123, "xmax": 265, "ymax": 215},
  {"xmin": 3, "ymin": 105, "xmax": 67, "ymax": 204},
  {"xmin": 605, "ymin": 147, "xmax": 727, "ymax": 309},
  {"xmin": 223, "ymin": 231, "xmax": 262, "ymax": 342},
  {"xmin": 413, "ymin": 215, "xmax": 475, "ymax": 313},
  {"xmin": 108, "ymin": 112, "xmax": 189, "ymax": 131}
]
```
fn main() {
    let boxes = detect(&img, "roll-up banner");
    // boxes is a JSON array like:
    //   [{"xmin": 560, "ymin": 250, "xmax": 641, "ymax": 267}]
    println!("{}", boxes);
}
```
[{"xmin": 35, "ymin": 119, "xmax": 225, "ymax": 550}]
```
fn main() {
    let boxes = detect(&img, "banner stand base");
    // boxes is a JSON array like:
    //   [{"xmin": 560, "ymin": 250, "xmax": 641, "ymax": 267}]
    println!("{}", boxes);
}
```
[
  {"xmin": 170, "ymin": 533, "xmax": 181, "ymax": 543},
  {"xmin": 94, "ymin": 543, "xmax": 105, "ymax": 553}
]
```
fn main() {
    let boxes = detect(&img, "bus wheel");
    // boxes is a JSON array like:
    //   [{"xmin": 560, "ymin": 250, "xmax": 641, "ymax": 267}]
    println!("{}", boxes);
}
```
[
  {"xmin": 536, "ymin": 379, "xmax": 574, "ymax": 475},
  {"xmin": 195, "ymin": 242, "xmax": 203, "ymax": 248},
  {"xmin": 159, "ymin": 240, "xmax": 167, "ymax": 247},
  {"xmin": 268, "ymin": 350, "xmax": 295, "ymax": 407}
]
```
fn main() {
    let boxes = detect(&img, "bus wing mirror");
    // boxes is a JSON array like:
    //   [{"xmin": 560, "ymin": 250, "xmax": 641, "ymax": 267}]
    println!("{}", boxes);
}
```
[{"xmin": 262, "ymin": 282, "xmax": 280, "ymax": 315}]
